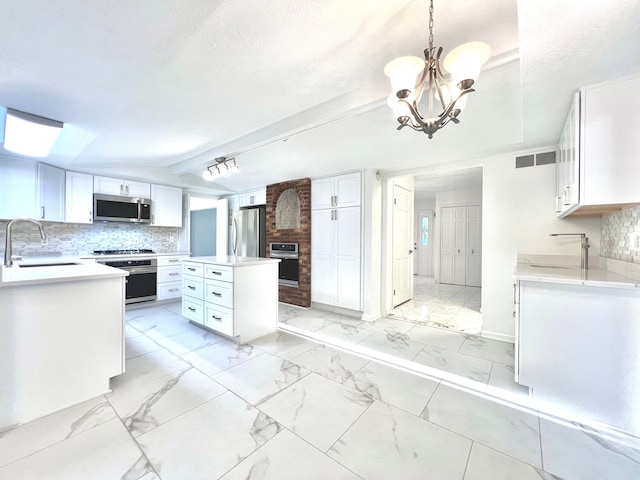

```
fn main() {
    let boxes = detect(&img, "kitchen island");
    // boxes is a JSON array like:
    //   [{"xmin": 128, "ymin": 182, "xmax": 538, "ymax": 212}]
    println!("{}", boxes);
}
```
[
  {"xmin": 0, "ymin": 260, "xmax": 128, "ymax": 431},
  {"xmin": 181, "ymin": 256, "xmax": 280, "ymax": 343},
  {"xmin": 514, "ymin": 255, "xmax": 640, "ymax": 435}
]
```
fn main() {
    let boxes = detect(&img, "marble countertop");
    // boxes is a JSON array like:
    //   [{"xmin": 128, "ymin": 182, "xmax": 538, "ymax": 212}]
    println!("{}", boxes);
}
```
[
  {"xmin": 0, "ymin": 259, "xmax": 128, "ymax": 288},
  {"xmin": 514, "ymin": 254, "xmax": 640, "ymax": 289},
  {"xmin": 185, "ymin": 256, "xmax": 280, "ymax": 267}
]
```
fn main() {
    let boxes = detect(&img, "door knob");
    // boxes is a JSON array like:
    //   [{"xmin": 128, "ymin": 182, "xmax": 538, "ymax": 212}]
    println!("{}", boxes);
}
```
[{"xmin": 409, "ymin": 249, "xmax": 414, "ymax": 254}]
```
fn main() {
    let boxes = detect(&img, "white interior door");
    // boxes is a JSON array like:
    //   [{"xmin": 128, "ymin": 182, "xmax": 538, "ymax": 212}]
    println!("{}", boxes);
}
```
[
  {"xmin": 415, "ymin": 209, "xmax": 433, "ymax": 276},
  {"xmin": 466, "ymin": 205, "xmax": 482, "ymax": 287},
  {"xmin": 440, "ymin": 207, "xmax": 454, "ymax": 284},
  {"xmin": 393, "ymin": 185, "xmax": 413, "ymax": 307},
  {"xmin": 452, "ymin": 206, "xmax": 467, "ymax": 285}
]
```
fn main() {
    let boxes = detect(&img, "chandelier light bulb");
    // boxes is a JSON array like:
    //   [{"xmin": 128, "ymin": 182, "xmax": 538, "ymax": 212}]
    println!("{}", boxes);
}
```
[
  {"xmin": 384, "ymin": 56, "xmax": 425, "ymax": 97},
  {"xmin": 443, "ymin": 41, "xmax": 491, "ymax": 86},
  {"xmin": 202, "ymin": 168, "xmax": 215, "ymax": 181}
]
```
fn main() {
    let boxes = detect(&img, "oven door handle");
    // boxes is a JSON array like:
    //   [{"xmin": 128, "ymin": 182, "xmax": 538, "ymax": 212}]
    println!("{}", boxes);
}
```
[{"xmin": 122, "ymin": 267, "xmax": 157, "ymax": 275}]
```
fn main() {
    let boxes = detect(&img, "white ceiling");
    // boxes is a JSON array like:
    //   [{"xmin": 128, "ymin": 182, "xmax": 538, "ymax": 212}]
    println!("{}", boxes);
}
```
[{"xmin": 0, "ymin": 0, "xmax": 638, "ymax": 195}]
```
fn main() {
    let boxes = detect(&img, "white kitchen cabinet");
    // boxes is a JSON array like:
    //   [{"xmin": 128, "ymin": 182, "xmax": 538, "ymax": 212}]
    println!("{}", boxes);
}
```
[
  {"xmin": 157, "ymin": 254, "xmax": 189, "ymax": 301},
  {"xmin": 515, "ymin": 279, "xmax": 640, "ymax": 433},
  {"xmin": 0, "ymin": 156, "xmax": 36, "ymax": 220},
  {"xmin": 440, "ymin": 205, "xmax": 481, "ymax": 287},
  {"xmin": 93, "ymin": 175, "xmax": 151, "ymax": 198},
  {"xmin": 65, "ymin": 171, "xmax": 93, "ymax": 224},
  {"xmin": 150, "ymin": 184, "xmax": 183, "ymax": 227},
  {"xmin": 239, "ymin": 188, "xmax": 266, "ymax": 207},
  {"xmin": 311, "ymin": 205, "xmax": 361, "ymax": 310},
  {"xmin": 181, "ymin": 258, "xmax": 279, "ymax": 343},
  {"xmin": 556, "ymin": 74, "xmax": 640, "ymax": 217},
  {"xmin": 312, "ymin": 172, "xmax": 361, "ymax": 209},
  {"xmin": 37, "ymin": 163, "xmax": 65, "ymax": 222}
]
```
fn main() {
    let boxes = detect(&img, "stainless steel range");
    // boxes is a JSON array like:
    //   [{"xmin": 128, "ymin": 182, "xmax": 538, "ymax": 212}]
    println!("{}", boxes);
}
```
[{"xmin": 95, "ymin": 249, "xmax": 157, "ymax": 304}]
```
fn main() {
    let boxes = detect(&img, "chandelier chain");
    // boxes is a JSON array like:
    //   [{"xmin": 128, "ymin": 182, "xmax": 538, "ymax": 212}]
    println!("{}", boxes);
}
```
[{"xmin": 428, "ymin": 0, "xmax": 434, "ymax": 51}]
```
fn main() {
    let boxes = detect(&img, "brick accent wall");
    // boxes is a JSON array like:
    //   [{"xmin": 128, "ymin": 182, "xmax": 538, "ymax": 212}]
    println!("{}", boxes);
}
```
[{"xmin": 266, "ymin": 178, "xmax": 311, "ymax": 307}]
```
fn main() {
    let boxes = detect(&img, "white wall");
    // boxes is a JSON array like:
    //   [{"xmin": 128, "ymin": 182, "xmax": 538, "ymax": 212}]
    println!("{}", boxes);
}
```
[{"xmin": 482, "ymin": 153, "xmax": 601, "ymax": 341}]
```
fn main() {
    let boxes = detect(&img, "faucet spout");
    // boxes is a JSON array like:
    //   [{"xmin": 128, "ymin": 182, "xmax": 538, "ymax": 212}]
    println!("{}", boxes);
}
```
[
  {"xmin": 549, "ymin": 233, "xmax": 589, "ymax": 270},
  {"xmin": 4, "ymin": 218, "xmax": 47, "ymax": 268}
]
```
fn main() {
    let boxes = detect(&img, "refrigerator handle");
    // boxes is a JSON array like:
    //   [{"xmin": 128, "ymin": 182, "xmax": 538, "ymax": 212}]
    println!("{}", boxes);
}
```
[{"xmin": 232, "ymin": 216, "xmax": 238, "ymax": 256}]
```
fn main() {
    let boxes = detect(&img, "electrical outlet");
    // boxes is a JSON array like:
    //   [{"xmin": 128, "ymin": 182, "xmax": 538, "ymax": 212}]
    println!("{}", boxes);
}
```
[
  {"xmin": 629, "ymin": 233, "xmax": 640, "ymax": 251},
  {"xmin": 131, "ymin": 237, "xmax": 139, "ymax": 245},
  {"xmin": 169, "ymin": 235, "xmax": 175, "ymax": 242}
]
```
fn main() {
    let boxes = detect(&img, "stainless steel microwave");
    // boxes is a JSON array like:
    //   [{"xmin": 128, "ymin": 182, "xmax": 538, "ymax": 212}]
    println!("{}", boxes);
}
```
[{"xmin": 93, "ymin": 194, "xmax": 152, "ymax": 223}]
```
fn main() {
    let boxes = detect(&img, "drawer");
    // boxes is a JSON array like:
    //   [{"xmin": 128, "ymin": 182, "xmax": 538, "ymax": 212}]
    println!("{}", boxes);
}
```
[
  {"xmin": 182, "ymin": 297, "xmax": 204, "ymax": 325},
  {"xmin": 204, "ymin": 264, "xmax": 233, "ymax": 282},
  {"xmin": 158, "ymin": 265, "xmax": 182, "ymax": 283},
  {"xmin": 205, "ymin": 304, "xmax": 234, "ymax": 337},
  {"xmin": 182, "ymin": 274, "xmax": 204, "ymax": 300},
  {"xmin": 157, "ymin": 281, "xmax": 182, "ymax": 300},
  {"xmin": 204, "ymin": 278, "xmax": 233, "ymax": 308},
  {"xmin": 158, "ymin": 255, "xmax": 188, "ymax": 267},
  {"xmin": 182, "ymin": 262, "xmax": 204, "ymax": 277}
]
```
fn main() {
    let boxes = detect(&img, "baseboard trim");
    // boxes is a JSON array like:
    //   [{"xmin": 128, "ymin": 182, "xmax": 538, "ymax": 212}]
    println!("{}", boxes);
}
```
[{"xmin": 481, "ymin": 330, "xmax": 515, "ymax": 343}]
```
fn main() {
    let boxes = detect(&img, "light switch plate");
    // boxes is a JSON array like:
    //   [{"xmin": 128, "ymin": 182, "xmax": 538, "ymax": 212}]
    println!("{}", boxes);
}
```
[{"xmin": 629, "ymin": 232, "xmax": 640, "ymax": 251}]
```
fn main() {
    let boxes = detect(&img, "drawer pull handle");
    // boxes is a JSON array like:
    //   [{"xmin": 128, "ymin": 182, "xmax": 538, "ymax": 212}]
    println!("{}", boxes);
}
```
[
  {"xmin": 188, "ymin": 307, "xmax": 196, "ymax": 312},
  {"xmin": 211, "ymin": 271, "xmax": 222, "ymax": 275},
  {"xmin": 211, "ymin": 315, "xmax": 222, "ymax": 321},
  {"xmin": 212, "ymin": 292, "xmax": 222, "ymax": 297},
  {"xmin": 188, "ymin": 267, "xmax": 196, "ymax": 271},
  {"xmin": 169, "ymin": 288, "xmax": 179, "ymax": 292},
  {"xmin": 169, "ymin": 259, "xmax": 179, "ymax": 263},
  {"xmin": 169, "ymin": 273, "xmax": 179, "ymax": 276},
  {"xmin": 188, "ymin": 285, "xmax": 196, "ymax": 290}
]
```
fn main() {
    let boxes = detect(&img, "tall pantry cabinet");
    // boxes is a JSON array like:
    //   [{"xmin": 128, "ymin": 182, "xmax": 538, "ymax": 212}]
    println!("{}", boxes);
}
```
[
  {"xmin": 440, "ymin": 205, "xmax": 481, "ymax": 287},
  {"xmin": 311, "ymin": 172, "xmax": 362, "ymax": 311}
]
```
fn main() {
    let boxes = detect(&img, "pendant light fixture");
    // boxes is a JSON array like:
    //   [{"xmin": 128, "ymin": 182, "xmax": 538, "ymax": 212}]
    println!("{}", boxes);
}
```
[{"xmin": 384, "ymin": 0, "xmax": 490, "ymax": 138}]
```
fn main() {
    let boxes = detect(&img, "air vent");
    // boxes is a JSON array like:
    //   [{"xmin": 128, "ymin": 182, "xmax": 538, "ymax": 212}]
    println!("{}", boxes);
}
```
[{"xmin": 515, "ymin": 151, "xmax": 556, "ymax": 168}]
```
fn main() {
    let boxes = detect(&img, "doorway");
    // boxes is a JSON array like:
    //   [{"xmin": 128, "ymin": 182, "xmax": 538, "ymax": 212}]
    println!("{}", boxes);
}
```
[
  {"xmin": 414, "ymin": 209, "xmax": 434, "ymax": 276},
  {"xmin": 190, "ymin": 208, "xmax": 217, "ymax": 256}
]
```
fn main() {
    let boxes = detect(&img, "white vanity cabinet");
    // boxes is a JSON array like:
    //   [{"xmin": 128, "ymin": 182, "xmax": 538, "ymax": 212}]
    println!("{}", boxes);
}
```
[
  {"xmin": 156, "ymin": 254, "xmax": 189, "ymax": 300},
  {"xmin": 94, "ymin": 175, "xmax": 151, "ymax": 198},
  {"xmin": 311, "ymin": 172, "xmax": 362, "ymax": 310},
  {"xmin": 150, "ymin": 184, "xmax": 183, "ymax": 227},
  {"xmin": 514, "ymin": 273, "xmax": 640, "ymax": 434},
  {"xmin": 556, "ymin": 74, "xmax": 640, "ymax": 217},
  {"xmin": 181, "ymin": 257, "xmax": 279, "ymax": 343},
  {"xmin": 65, "ymin": 171, "xmax": 94, "ymax": 224}
]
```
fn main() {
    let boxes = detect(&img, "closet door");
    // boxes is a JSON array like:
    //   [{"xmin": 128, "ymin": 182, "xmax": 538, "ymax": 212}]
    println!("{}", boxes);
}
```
[
  {"xmin": 452, "ymin": 207, "xmax": 467, "ymax": 286},
  {"xmin": 466, "ymin": 205, "xmax": 482, "ymax": 287}
]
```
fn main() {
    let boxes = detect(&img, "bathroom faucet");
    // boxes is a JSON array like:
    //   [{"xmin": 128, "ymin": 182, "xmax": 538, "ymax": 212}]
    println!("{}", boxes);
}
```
[
  {"xmin": 549, "ymin": 233, "xmax": 589, "ymax": 270},
  {"xmin": 3, "ymin": 218, "xmax": 47, "ymax": 267}
]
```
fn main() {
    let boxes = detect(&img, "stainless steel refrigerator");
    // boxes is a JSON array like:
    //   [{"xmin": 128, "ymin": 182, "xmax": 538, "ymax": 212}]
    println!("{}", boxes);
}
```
[{"xmin": 233, "ymin": 207, "xmax": 266, "ymax": 257}]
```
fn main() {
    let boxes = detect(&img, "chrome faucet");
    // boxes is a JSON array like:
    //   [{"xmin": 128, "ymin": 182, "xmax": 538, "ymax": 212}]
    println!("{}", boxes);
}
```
[
  {"xmin": 3, "ymin": 218, "xmax": 47, "ymax": 267},
  {"xmin": 549, "ymin": 233, "xmax": 590, "ymax": 270}
]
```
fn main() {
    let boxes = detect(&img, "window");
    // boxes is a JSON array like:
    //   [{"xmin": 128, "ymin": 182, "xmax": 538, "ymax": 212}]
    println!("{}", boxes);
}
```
[{"xmin": 421, "ymin": 216, "xmax": 429, "ymax": 246}]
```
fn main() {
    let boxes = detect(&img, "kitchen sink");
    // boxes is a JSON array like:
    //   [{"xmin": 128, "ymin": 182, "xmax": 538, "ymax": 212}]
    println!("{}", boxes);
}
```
[{"xmin": 18, "ymin": 262, "xmax": 81, "ymax": 268}]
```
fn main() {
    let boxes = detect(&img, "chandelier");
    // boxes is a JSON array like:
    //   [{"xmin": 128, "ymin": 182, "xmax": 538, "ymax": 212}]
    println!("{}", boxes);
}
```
[
  {"xmin": 202, "ymin": 156, "xmax": 239, "ymax": 181},
  {"xmin": 384, "ymin": 0, "xmax": 490, "ymax": 138}
]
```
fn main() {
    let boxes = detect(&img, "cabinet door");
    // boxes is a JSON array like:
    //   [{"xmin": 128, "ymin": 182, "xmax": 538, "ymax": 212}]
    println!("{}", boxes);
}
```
[
  {"xmin": 0, "ymin": 156, "xmax": 36, "ymax": 219},
  {"xmin": 150, "ymin": 184, "xmax": 183, "ymax": 227},
  {"xmin": 37, "ymin": 163, "xmax": 65, "ymax": 222},
  {"xmin": 311, "ymin": 209, "xmax": 336, "ymax": 305},
  {"xmin": 335, "ymin": 206, "xmax": 361, "ymax": 310},
  {"xmin": 335, "ymin": 172, "xmax": 361, "ymax": 207},
  {"xmin": 65, "ymin": 171, "xmax": 93, "ymax": 224},
  {"xmin": 239, "ymin": 188, "xmax": 266, "ymax": 207},
  {"xmin": 311, "ymin": 177, "xmax": 335, "ymax": 209},
  {"xmin": 124, "ymin": 180, "xmax": 151, "ymax": 198},
  {"xmin": 93, "ymin": 175, "xmax": 124, "ymax": 196}
]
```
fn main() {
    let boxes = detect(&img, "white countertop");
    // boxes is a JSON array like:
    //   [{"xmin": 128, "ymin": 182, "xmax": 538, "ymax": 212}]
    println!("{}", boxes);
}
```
[
  {"xmin": 0, "ymin": 259, "xmax": 128, "ymax": 287},
  {"xmin": 185, "ymin": 256, "xmax": 281, "ymax": 267},
  {"xmin": 514, "ymin": 254, "xmax": 640, "ymax": 289}
]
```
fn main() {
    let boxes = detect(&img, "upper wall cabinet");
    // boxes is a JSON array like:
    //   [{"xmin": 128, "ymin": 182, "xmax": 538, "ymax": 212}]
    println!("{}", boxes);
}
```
[
  {"xmin": 150, "ymin": 184, "xmax": 183, "ymax": 227},
  {"xmin": 239, "ymin": 188, "xmax": 266, "ymax": 207},
  {"xmin": 311, "ymin": 172, "xmax": 361, "ymax": 210},
  {"xmin": 556, "ymin": 74, "xmax": 640, "ymax": 217},
  {"xmin": 65, "ymin": 171, "xmax": 93, "ymax": 224},
  {"xmin": 0, "ymin": 156, "xmax": 37, "ymax": 220},
  {"xmin": 94, "ymin": 175, "xmax": 151, "ymax": 198},
  {"xmin": 37, "ymin": 163, "xmax": 65, "ymax": 222}
]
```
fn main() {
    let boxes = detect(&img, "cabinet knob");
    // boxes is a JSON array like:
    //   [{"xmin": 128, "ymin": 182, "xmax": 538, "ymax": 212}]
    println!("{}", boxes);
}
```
[{"xmin": 41, "ymin": 206, "xmax": 45, "ymax": 219}]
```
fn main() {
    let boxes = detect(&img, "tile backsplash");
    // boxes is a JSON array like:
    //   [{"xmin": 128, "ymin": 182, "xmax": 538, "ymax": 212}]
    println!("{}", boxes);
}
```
[
  {"xmin": 0, "ymin": 221, "xmax": 179, "ymax": 257},
  {"xmin": 601, "ymin": 205, "xmax": 640, "ymax": 263}
]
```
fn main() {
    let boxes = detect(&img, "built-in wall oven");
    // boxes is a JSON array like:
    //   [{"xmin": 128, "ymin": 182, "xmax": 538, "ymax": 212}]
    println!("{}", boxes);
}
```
[
  {"xmin": 269, "ymin": 243, "xmax": 299, "ymax": 287},
  {"xmin": 95, "ymin": 249, "xmax": 157, "ymax": 304}
]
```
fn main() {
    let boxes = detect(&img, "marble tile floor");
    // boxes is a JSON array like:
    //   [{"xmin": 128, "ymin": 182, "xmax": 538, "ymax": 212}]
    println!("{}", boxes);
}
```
[
  {"xmin": 1, "ymin": 302, "xmax": 639, "ymax": 479},
  {"xmin": 386, "ymin": 276, "xmax": 483, "ymax": 335}
]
